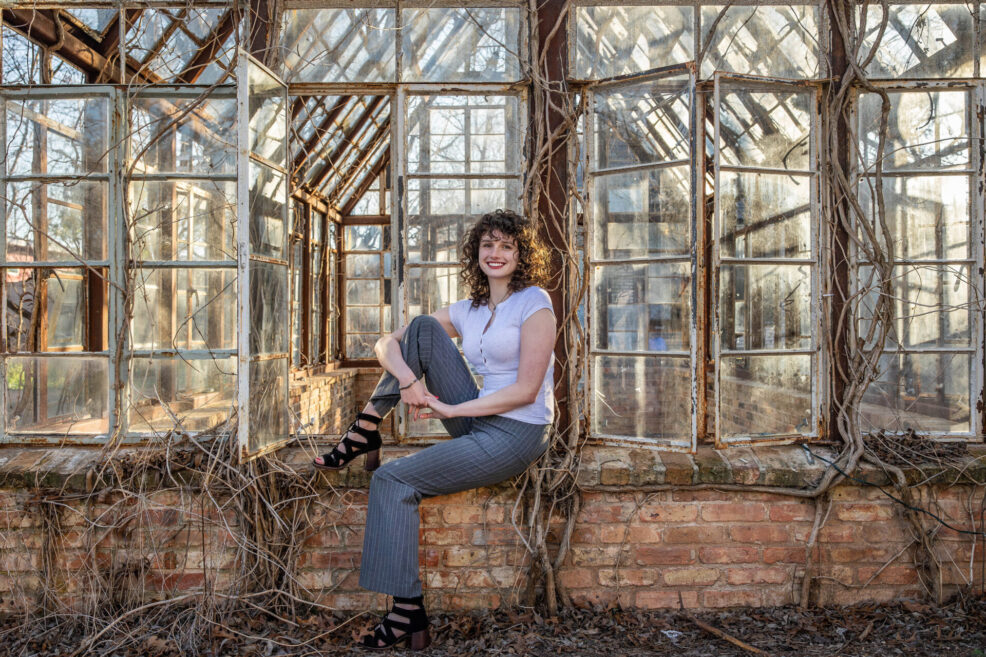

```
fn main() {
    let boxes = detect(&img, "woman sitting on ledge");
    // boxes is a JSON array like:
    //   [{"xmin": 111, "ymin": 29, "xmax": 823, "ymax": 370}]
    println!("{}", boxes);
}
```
[{"xmin": 314, "ymin": 209, "xmax": 557, "ymax": 650}]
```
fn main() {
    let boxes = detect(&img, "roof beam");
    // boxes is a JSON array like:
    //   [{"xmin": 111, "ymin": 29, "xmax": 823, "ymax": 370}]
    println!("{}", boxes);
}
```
[
  {"xmin": 341, "ymin": 147, "xmax": 390, "ymax": 217},
  {"xmin": 292, "ymin": 96, "xmax": 350, "ymax": 176},
  {"xmin": 328, "ymin": 121, "xmax": 389, "ymax": 205},
  {"xmin": 3, "ymin": 8, "xmax": 114, "ymax": 81},
  {"xmin": 308, "ymin": 95, "xmax": 387, "ymax": 193},
  {"xmin": 177, "ymin": 8, "xmax": 239, "ymax": 84}
]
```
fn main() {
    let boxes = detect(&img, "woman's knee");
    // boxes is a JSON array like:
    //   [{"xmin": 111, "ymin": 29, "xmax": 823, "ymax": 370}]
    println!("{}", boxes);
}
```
[{"xmin": 407, "ymin": 314, "xmax": 442, "ymax": 336}]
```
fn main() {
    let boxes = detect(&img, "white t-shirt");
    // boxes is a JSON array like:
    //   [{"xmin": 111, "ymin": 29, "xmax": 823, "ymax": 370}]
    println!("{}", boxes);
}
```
[{"xmin": 447, "ymin": 286, "xmax": 555, "ymax": 424}]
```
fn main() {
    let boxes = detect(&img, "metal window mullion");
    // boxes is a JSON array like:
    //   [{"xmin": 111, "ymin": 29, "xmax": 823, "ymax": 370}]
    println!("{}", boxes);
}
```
[
  {"xmin": 592, "ymin": 159, "xmax": 690, "ymax": 177},
  {"xmin": 235, "ymin": 49, "xmax": 251, "ymax": 455},
  {"xmin": 394, "ymin": 86, "xmax": 406, "ymax": 439},
  {"xmin": 810, "ymin": 84, "xmax": 825, "ymax": 440},
  {"xmin": 718, "ymin": 165, "xmax": 815, "ymax": 177},
  {"xmin": 712, "ymin": 72, "xmax": 723, "ymax": 447},
  {"xmin": 973, "ymin": 82, "xmax": 985, "ymax": 439},
  {"xmin": 0, "ymin": 93, "xmax": 5, "ymax": 438}
]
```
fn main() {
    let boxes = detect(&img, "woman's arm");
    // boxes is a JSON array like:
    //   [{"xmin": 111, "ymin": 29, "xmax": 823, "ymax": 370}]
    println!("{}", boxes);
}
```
[
  {"xmin": 374, "ymin": 307, "xmax": 459, "ymax": 409},
  {"xmin": 420, "ymin": 308, "xmax": 555, "ymax": 420}
]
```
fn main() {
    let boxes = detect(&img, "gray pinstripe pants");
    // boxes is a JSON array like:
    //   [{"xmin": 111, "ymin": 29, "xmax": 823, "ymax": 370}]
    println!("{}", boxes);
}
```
[{"xmin": 359, "ymin": 314, "xmax": 550, "ymax": 597}]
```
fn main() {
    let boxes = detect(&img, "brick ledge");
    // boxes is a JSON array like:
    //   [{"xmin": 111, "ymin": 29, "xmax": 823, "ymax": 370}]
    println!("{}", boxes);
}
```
[{"xmin": 1, "ymin": 442, "xmax": 984, "ymax": 493}]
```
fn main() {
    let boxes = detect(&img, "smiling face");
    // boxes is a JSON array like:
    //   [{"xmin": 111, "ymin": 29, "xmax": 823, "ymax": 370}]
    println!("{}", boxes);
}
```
[{"xmin": 478, "ymin": 231, "xmax": 520, "ymax": 284}]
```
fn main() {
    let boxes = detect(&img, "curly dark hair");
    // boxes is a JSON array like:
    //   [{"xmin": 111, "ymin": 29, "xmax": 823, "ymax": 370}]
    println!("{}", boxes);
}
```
[{"xmin": 460, "ymin": 209, "xmax": 550, "ymax": 308}]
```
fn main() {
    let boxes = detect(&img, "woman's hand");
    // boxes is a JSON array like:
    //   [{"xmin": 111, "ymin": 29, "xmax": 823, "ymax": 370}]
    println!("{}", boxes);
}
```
[
  {"xmin": 400, "ymin": 379, "xmax": 431, "ymax": 409},
  {"xmin": 416, "ymin": 396, "xmax": 457, "ymax": 421}
]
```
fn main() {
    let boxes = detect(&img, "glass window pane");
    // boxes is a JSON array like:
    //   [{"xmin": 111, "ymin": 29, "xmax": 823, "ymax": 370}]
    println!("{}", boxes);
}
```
[
  {"xmin": 46, "ymin": 270, "xmax": 85, "ymax": 350},
  {"xmin": 859, "ymin": 91, "xmax": 969, "ymax": 172},
  {"xmin": 593, "ymin": 263, "xmax": 690, "ymax": 352},
  {"xmin": 128, "ymin": 356, "xmax": 235, "ymax": 434},
  {"xmin": 861, "ymin": 352, "xmax": 970, "ymax": 433},
  {"xmin": 249, "ymin": 163, "xmax": 287, "ymax": 260},
  {"xmin": 66, "ymin": 9, "xmax": 118, "ymax": 35},
  {"xmin": 575, "ymin": 6, "xmax": 695, "ymax": 79},
  {"xmin": 719, "ymin": 172, "xmax": 811, "ymax": 259},
  {"xmin": 702, "ymin": 5, "xmax": 820, "ymax": 79},
  {"xmin": 858, "ymin": 176, "xmax": 970, "ymax": 261},
  {"xmin": 593, "ymin": 77, "xmax": 691, "ymax": 168},
  {"xmin": 5, "ymin": 181, "xmax": 107, "ymax": 262},
  {"xmin": 718, "ymin": 88, "xmax": 812, "ymax": 170},
  {"xmin": 128, "ymin": 9, "xmax": 224, "ymax": 80},
  {"xmin": 346, "ymin": 333, "xmax": 377, "ymax": 358},
  {"xmin": 860, "ymin": 4, "xmax": 975, "ymax": 78},
  {"xmin": 132, "ymin": 268, "xmax": 236, "ymax": 351},
  {"xmin": 130, "ymin": 180, "xmax": 236, "ymax": 261},
  {"xmin": 4, "ymin": 356, "xmax": 109, "ymax": 434},
  {"xmin": 858, "ymin": 264, "xmax": 972, "ymax": 349},
  {"xmin": 719, "ymin": 354, "xmax": 812, "ymax": 437},
  {"xmin": 347, "ymin": 279, "xmax": 380, "ymax": 305},
  {"xmin": 406, "ymin": 266, "xmax": 469, "ymax": 318},
  {"xmin": 402, "ymin": 8, "xmax": 522, "ymax": 82},
  {"xmin": 346, "ymin": 253, "xmax": 381, "ymax": 278},
  {"xmin": 4, "ymin": 268, "xmax": 94, "ymax": 353},
  {"xmin": 248, "ymin": 65, "xmax": 287, "ymax": 164},
  {"xmin": 280, "ymin": 9, "xmax": 396, "ymax": 83},
  {"xmin": 5, "ymin": 97, "xmax": 109, "ymax": 175},
  {"xmin": 345, "ymin": 225, "xmax": 391, "ymax": 251},
  {"xmin": 347, "ymin": 306, "xmax": 380, "ymax": 333},
  {"xmin": 408, "ymin": 95, "xmax": 522, "ymax": 175},
  {"xmin": 247, "ymin": 357, "xmax": 289, "ymax": 453},
  {"xmin": 719, "ymin": 264, "xmax": 811, "ymax": 352},
  {"xmin": 249, "ymin": 262, "xmax": 288, "ymax": 355},
  {"xmin": 592, "ymin": 167, "xmax": 691, "ymax": 259},
  {"xmin": 593, "ymin": 355, "xmax": 691, "ymax": 440},
  {"xmin": 131, "ymin": 95, "xmax": 236, "ymax": 175}
]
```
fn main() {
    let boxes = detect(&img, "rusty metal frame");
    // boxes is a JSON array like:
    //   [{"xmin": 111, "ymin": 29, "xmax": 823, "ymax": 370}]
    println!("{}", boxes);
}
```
[
  {"xmin": 711, "ymin": 72, "xmax": 823, "ymax": 448},
  {"xmin": 582, "ymin": 62, "xmax": 698, "ymax": 452}
]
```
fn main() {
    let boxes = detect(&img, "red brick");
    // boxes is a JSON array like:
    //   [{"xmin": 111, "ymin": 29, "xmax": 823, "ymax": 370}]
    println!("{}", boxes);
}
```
[
  {"xmin": 701, "ymin": 503, "xmax": 766, "ymax": 522},
  {"xmin": 598, "ymin": 568, "xmax": 658, "ymax": 587},
  {"xmin": 769, "ymin": 504, "xmax": 815, "ymax": 522},
  {"xmin": 857, "ymin": 565, "xmax": 918, "ymax": 586},
  {"xmin": 835, "ymin": 503, "xmax": 893, "ymax": 522},
  {"xmin": 558, "ymin": 568, "xmax": 595, "ymax": 589},
  {"xmin": 569, "ymin": 546, "xmax": 623, "ymax": 567},
  {"xmin": 636, "ymin": 590, "xmax": 699, "ymax": 609},
  {"xmin": 729, "ymin": 524, "xmax": 790, "ymax": 544},
  {"xmin": 638, "ymin": 504, "xmax": 699, "ymax": 523},
  {"xmin": 420, "ymin": 528, "xmax": 468, "ymax": 545},
  {"xmin": 703, "ymin": 589, "xmax": 762, "ymax": 608},
  {"xmin": 633, "ymin": 546, "xmax": 693, "ymax": 566},
  {"xmin": 817, "ymin": 522, "xmax": 856, "ymax": 543},
  {"xmin": 310, "ymin": 551, "xmax": 362, "ymax": 569},
  {"xmin": 664, "ymin": 567, "xmax": 720, "ymax": 586},
  {"xmin": 443, "ymin": 547, "xmax": 503, "ymax": 567},
  {"xmin": 726, "ymin": 567, "xmax": 789, "ymax": 585},
  {"xmin": 825, "ymin": 546, "xmax": 892, "ymax": 563},
  {"xmin": 581, "ymin": 504, "xmax": 636, "ymax": 524},
  {"xmin": 764, "ymin": 547, "xmax": 807, "ymax": 564},
  {"xmin": 443, "ymin": 505, "xmax": 503, "ymax": 524},
  {"xmin": 699, "ymin": 547, "xmax": 759, "ymax": 564},
  {"xmin": 599, "ymin": 524, "xmax": 631, "ymax": 544},
  {"xmin": 665, "ymin": 525, "xmax": 726, "ymax": 544}
]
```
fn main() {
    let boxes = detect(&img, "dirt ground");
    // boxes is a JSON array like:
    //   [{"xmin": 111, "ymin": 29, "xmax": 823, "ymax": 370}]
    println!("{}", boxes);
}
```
[{"xmin": 3, "ymin": 597, "xmax": 986, "ymax": 656}]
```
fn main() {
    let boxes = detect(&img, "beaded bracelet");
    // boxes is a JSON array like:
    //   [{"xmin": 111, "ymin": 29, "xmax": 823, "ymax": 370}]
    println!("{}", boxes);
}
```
[{"xmin": 399, "ymin": 377, "xmax": 419, "ymax": 391}]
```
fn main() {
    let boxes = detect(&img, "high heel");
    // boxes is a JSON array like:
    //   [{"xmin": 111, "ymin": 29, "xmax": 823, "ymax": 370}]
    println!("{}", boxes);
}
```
[
  {"xmin": 358, "ymin": 598, "xmax": 431, "ymax": 650},
  {"xmin": 313, "ymin": 412, "xmax": 382, "ymax": 472}
]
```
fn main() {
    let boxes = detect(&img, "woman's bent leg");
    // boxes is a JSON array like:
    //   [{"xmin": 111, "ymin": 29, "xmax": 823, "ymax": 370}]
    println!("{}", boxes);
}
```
[
  {"xmin": 368, "ymin": 314, "xmax": 479, "ymax": 438},
  {"xmin": 359, "ymin": 417, "xmax": 549, "ymax": 597}
]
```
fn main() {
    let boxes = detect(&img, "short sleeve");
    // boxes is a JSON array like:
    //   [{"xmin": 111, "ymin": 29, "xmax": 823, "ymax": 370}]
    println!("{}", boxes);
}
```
[
  {"xmin": 520, "ymin": 287, "xmax": 554, "ymax": 323},
  {"xmin": 447, "ymin": 298, "xmax": 472, "ymax": 336}
]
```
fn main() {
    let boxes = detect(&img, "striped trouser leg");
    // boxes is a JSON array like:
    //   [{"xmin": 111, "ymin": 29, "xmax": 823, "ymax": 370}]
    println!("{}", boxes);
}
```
[
  {"xmin": 368, "ymin": 314, "xmax": 479, "ymax": 438},
  {"xmin": 359, "ymin": 416, "xmax": 549, "ymax": 597}
]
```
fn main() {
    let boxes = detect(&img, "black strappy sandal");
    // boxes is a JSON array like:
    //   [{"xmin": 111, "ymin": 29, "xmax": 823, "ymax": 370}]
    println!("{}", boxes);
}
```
[
  {"xmin": 359, "ymin": 598, "xmax": 431, "ymax": 651},
  {"xmin": 313, "ymin": 412, "xmax": 382, "ymax": 472}
]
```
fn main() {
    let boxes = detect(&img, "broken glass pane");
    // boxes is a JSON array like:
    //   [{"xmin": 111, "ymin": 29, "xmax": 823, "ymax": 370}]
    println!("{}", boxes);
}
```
[
  {"xmin": 719, "ymin": 354, "xmax": 812, "ymax": 437},
  {"xmin": 574, "ymin": 6, "xmax": 695, "ymax": 79},
  {"xmin": 858, "ymin": 90, "xmax": 968, "ymax": 172},
  {"xmin": 128, "ymin": 8, "xmax": 225, "ymax": 81},
  {"xmin": 280, "ymin": 9, "xmax": 396, "ymax": 83},
  {"xmin": 4, "ymin": 356, "xmax": 109, "ymax": 434},
  {"xmin": 719, "ymin": 264, "xmax": 812, "ymax": 351},
  {"xmin": 248, "ymin": 63, "xmax": 287, "ymax": 165},
  {"xmin": 861, "ymin": 352, "xmax": 970, "ymax": 433},
  {"xmin": 345, "ymin": 225, "xmax": 391, "ymax": 252},
  {"xmin": 3, "ymin": 268, "xmax": 91, "ymax": 352},
  {"xmin": 593, "ymin": 76, "xmax": 691, "ymax": 168},
  {"xmin": 131, "ymin": 267, "xmax": 236, "ymax": 351},
  {"xmin": 858, "ymin": 175, "xmax": 970, "ymax": 261},
  {"xmin": 65, "ymin": 8, "xmax": 117, "ymax": 36},
  {"xmin": 131, "ymin": 95, "xmax": 236, "ymax": 175},
  {"xmin": 128, "ymin": 356, "xmax": 235, "ymax": 434},
  {"xmin": 593, "ymin": 263, "xmax": 690, "ymax": 352},
  {"xmin": 129, "ymin": 180, "xmax": 236, "ymax": 261},
  {"xmin": 5, "ymin": 180, "xmax": 107, "ymax": 262},
  {"xmin": 402, "ymin": 7, "xmax": 522, "ymax": 82},
  {"xmin": 593, "ymin": 355, "xmax": 691, "ymax": 440},
  {"xmin": 5, "ymin": 97, "xmax": 109, "ymax": 175},
  {"xmin": 407, "ymin": 95, "xmax": 522, "ymax": 175},
  {"xmin": 719, "ymin": 171, "xmax": 811, "ymax": 259},
  {"xmin": 717, "ymin": 88, "xmax": 811, "ymax": 170},
  {"xmin": 860, "ymin": 3, "xmax": 975, "ymax": 78},
  {"xmin": 591, "ymin": 166, "xmax": 691, "ymax": 260},
  {"xmin": 701, "ymin": 5, "xmax": 820, "ymax": 79},
  {"xmin": 2, "ymin": 25, "xmax": 43, "ymax": 84}
]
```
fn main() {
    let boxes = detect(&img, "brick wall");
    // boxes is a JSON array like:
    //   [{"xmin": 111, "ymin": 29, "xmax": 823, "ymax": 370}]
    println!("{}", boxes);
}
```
[{"xmin": 0, "ymin": 445, "xmax": 983, "ymax": 612}]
